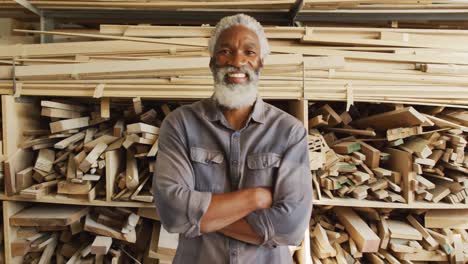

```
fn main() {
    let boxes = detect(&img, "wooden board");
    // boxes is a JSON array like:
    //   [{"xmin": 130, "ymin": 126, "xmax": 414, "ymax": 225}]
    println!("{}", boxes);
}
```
[
  {"xmin": 425, "ymin": 209, "xmax": 468, "ymax": 229},
  {"xmin": 9, "ymin": 205, "xmax": 89, "ymax": 227},
  {"xmin": 352, "ymin": 107, "xmax": 426, "ymax": 130},
  {"xmin": 333, "ymin": 207, "xmax": 380, "ymax": 253},
  {"xmin": 84, "ymin": 214, "xmax": 136, "ymax": 243}
]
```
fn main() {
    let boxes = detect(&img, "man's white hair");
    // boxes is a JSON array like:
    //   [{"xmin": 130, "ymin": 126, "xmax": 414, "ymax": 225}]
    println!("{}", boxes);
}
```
[{"xmin": 208, "ymin": 14, "xmax": 270, "ymax": 60}]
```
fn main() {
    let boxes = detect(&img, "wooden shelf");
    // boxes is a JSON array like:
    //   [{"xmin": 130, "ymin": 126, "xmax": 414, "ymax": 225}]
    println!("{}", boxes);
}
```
[
  {"xmin": 314, "ymin": 198, "xmax": 468, "ymax": 210},
  {"xmin": 0, "ymin": 193, "xmax": 154, "ymax": 208}
]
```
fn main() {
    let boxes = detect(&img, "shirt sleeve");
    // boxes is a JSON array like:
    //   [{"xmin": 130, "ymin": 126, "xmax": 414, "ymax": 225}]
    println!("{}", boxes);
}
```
[
  {"xmin": 245, "ymin": 123, "xmax": 313, "ymax": 247},
  {"xmin": 153, "ymin": 111, "xmax": 212, "ymax": 239}
]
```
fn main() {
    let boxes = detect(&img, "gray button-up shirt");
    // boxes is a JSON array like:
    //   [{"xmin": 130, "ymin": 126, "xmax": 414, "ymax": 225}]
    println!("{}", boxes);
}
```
[{"xmin": 153, "ymin": 96, "xmax": 313, "ymax": 264}]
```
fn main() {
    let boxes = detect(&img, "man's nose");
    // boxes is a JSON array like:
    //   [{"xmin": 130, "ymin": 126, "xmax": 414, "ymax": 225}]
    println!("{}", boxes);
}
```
[{"xmin": 228, "ymin": 53, "xmax": 247, "ymax": 68}]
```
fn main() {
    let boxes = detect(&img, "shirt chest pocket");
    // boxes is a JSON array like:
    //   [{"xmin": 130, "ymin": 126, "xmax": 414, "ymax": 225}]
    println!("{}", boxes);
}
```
[
  {"xmin": 244, "ymin": 153, "xmax": 282, "ymax": 188},
  {"xmin": 190, "ymin": 147, "xmax": 226, "ymax": 193}
]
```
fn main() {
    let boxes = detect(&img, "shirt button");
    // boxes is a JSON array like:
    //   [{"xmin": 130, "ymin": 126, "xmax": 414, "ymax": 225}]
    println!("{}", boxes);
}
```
[
  {"xmin": 232, "ymin": 160, "xmax": 238, "ymax": 165},
  {"xmin": 233, "ymin": 133, "xmax": 239, "ymax": 138}
]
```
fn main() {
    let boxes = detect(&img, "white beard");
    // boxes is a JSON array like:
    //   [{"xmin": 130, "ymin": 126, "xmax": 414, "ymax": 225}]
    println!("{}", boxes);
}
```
[{"xmin": 211, "ymin": 65, "xmax": 260, "ymax": 109}]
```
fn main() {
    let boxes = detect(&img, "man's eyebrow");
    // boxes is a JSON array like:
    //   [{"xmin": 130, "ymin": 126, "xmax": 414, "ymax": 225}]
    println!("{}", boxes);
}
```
[
  {"xmin": 217, "ymin": 43, "xmax": 232, "ymax": 48},
  {"xmin": 244, "ymin": 42, "xmax": 259, "ymax": 49}
]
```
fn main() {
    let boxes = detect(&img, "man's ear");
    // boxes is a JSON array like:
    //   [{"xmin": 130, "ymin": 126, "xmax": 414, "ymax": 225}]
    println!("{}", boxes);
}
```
[
  {"xmin": 209, "ymin": 57, "xmax": 215, "ymax": 68},
  {"xmin": 259, "ymin": 58, "xmax": 264, "ymax": 68}
]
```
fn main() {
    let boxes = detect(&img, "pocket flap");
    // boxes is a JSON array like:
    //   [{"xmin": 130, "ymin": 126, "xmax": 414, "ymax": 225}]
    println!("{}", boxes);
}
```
[
  {"xmin": 247, "ymin": 153, "xmax": 282, "ymax": 169},
  {"xmin": 190, "ymin": 147, "xmax": 224, "ymax": 164}
]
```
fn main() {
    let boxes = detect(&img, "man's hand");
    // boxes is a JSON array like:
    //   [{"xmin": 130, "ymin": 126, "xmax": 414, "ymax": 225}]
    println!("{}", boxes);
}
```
[{"xmin": 199, "ymin": 187, "xmax": 273, "ymax": 234}]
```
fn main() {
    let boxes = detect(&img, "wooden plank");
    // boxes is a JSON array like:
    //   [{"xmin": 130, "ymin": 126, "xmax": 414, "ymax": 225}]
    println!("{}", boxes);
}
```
[
  {"xmin": 353, "ymin": 107, "xmax": 426, "ymax": 130},
  {"xmin": 360, "ymin": 141, "xmax": 380, "ymax": 169},
  {"xmin": 54, "ymin": 132, "xmax": 85, "ymax": 149},
  {"xmin": 38, "ymin": 233, "xmax": 58, "ymax": 264},
  {"xmin": 127, "ymin": 122, "xmax": 159, "ymax": 135},
  {"xmin": 106, "ymin": 150, "xmax": 123, "ymax": 202},
  {"xmin": 78, "ymin": 142, "xmax": 107, "ymax": 173},
  {"xmin": 41, "ymin": 107, "xmax": 82, "ymax": 119},
  {"xmin": 41, "ymin": 101, "xmax": 87, "ymax": 112},
  {"xmin": 425, "ymin": 209, "xmax": 468, "ymax": 229},
  {"xmin": 90, "ymin": 236, "xmax": 112, "ymax": 255},
  {"xmin": 333, "ymin": 207, "xmax": 380, "ymax": 252},
  {"xmin": 34, "ymin": 149, "xmax": 55, "ymax": 173},
  {"xmin": 100, "ymin": 98, "xmax": 110, "ymax": 118},
  {"xmin": 386, "ymin": 220, "xmax": 422, "ymax": 240},
  {"xmin": 50, "ymin": 117, "xmax": 89, "ymax": 134},
  {"xmin": 10, "ymin": 205, "xmax": 89, "ymax": 227},
  {"xmin": 84, "ymin": 214, "xmax": 136, "ymax": 243},
  {"xmin": 126, "ymin": 149, "xmax": 139, "ymax": 190}
]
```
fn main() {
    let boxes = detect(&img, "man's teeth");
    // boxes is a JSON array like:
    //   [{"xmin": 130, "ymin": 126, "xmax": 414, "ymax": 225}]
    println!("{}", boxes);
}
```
[{"xmin": 228, "ymin": 73, "xmax": 246, "ymax": 78}]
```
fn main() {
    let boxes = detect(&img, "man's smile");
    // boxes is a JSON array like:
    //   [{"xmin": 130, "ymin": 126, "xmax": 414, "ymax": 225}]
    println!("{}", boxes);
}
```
[{"xmin": 226, "ymin": 71, "xmax": 249, "ymax": 84}]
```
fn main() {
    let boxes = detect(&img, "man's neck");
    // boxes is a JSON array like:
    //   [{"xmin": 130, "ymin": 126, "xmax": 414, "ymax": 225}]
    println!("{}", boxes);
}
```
[{"xmin": 222, "ymin": 105, "xmax": 254, "ymax": 131}]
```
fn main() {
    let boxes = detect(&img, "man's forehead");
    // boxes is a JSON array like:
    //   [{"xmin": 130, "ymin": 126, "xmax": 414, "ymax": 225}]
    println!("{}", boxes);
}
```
[{"xmin": 216, "ymin": 25, "xmax": 260, "ymax": 46}]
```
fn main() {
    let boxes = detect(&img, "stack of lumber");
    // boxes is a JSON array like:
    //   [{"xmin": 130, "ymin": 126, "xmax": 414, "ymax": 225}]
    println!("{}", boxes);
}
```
[
  {"xmin": 309, "ymin": 101, "xmax": 468, "ymax": 204},
  {"xmin": 302, "ymin": 0, "xmax": 468, "ymax": 10},
  {"xmin": 9, "ymin": 0, "xmax": 295, "ymax": 10},
  {"xmin": 9, "ymin": 204, "xmax": 155, "ymax": 263},
  {"xmin": 6, "ymin": 98, "xmax": 175, "ymax": 203},
  {"xmin": 310, "ymin": 206, "xmax": 468, "ymax": 263},
  {"xmin": 0, "ymin": 25, "xmax": 466, "ymax": 106}
]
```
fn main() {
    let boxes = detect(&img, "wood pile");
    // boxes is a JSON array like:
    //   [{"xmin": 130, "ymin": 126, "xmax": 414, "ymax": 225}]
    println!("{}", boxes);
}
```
[
  {"xmin": 0, "ymin": 25, "xmax": 465, "ymax": 106},
  {"xmin": 9, "ymin": 204, "xmax": 157, "ymax": 263},
  {"xmin": 310, "ymin": 206, "xmax": 468, "ymax": 263},
  {"xmin": 7, "ymin": 0, "xmax": 295, "ymax": 10},
  {"xmin": 5, "ymin": 98, "xmax": 180, "ymax": 203},
  {"xmin": 309, "ymin": 102, "xmax": 468, "ymax": 204},
  {"xmin": 302, "ymin": 0, "xmax": 468, "ymax": 11}
]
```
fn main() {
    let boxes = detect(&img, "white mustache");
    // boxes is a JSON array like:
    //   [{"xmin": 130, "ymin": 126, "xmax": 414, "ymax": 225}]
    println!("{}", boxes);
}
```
[{"xmin": 213, "ymin": 66, "xmax": 259, "ymax": 85}]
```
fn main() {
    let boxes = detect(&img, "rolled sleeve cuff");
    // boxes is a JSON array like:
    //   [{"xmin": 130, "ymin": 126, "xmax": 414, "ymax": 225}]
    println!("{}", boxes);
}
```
[
  {"xmin": 185, "ymin": 190, "xmax": 212, "ymax": 238},
  {"xmin": 245, "ymin": 210, "xmax": 277, "ymax": 248}
]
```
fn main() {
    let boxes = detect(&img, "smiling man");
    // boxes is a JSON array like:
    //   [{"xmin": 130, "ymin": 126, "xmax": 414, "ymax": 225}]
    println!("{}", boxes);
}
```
[{"xmin": 153, "ymin": 14, "xmax": 313, "ymax": 264}]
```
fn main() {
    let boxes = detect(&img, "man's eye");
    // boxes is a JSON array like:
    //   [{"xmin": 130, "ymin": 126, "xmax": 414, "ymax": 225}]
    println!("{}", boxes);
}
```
[
  {"xmin": 219, "ymin": 50, "xmax": 231, "ymax": 55},
  {"xmin": 246, "ymin": 51, "xmax": 256, "ymax": 55}
]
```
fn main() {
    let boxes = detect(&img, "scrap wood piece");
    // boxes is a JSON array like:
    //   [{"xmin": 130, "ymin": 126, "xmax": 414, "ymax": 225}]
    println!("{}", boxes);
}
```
[
  {"xmin": 41, "ymin": 107, "xmax": 82, "ymax": 119},
  {"xmin": 399, "ymin": 137, "xmax": 432, "ymax": 158},
  {"xmin": 332, "ymin": 141, "xmax": 361, "ymax": 154},
  {"xmin": 387, "ymin": 126, "xmax": 423, "ymax": 141},
  {"xmin": 38, "ymin": 233, "xmax": 58, "ymax": 264},
  {"xmin": 360, "ymin": 141, "xmax": 380, "ymax": 169},
  {"xmin": 78, "ymin": 142, "xmax": 108, "ymax": 172},
  {"xmin": 352, "ymin": 107, "xmax": 426, "ymax": 130},
  {"xmin": 425, "ymin": 209, "xmax": 468, "ymax": 229},
  {"xmin": 130, "ymin": 175, "xmax": 153, "ymax": 203},
  {"xmin": 326, "ymin": 127, "xmax": 376, "ymax": 137},
  {"xmin": 91, "ymin": 236, "xmax": 113, "ymax": 255},
  {"xmin": 34, "ymin": 148, "xmax": 55, "ymax": 173},
  {"xmin": 386, "ymin": 220, "xmax": 423, "ymax": 240},
  {"xmin": 50, "ymin": 117, "xmax": 90, "ymax": 134},
  {"xmin": 315, "ymin": 104, "xmax": 343, "ymax": 127},
  {"xmin": 406, "ymin": 215, "xmax": 438, "ymax": 248},
  {"xmin": 333, "ymin": 207, "xmax": 380, "ymax": 253},
  {"xmin": 84, "ymin": 214, "xmax": 136, "ymax": 243},
  {"xmin": 57, "ymin": 180, "xmax": 92, "ymax": 195},
  {"xmin": 126, "ymin": 149, "xmax": 139, "ymax": 190},
  {"xmin": 54, "ymin": 131, "xmax": 85, "ymax": 149},
  {"xmin": 127, "ymin": 122, "xmax": 159, "ymax": 134},
  {"xmin": 10, "ymin": 205, "xmax": 89, "ymax": 227}
]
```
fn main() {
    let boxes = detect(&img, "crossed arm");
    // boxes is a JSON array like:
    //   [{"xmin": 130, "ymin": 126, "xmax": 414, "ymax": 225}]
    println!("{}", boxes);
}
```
[{"xmin": 199, "ymin": 188, "xmax": 273, "ymax": 245}]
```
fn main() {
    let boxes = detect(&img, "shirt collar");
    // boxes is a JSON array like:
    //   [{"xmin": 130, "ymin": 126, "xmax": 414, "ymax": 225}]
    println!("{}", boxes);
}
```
[{"xmin": 203, "ymin": 95, "xmax": 265, "ymax": 125}]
